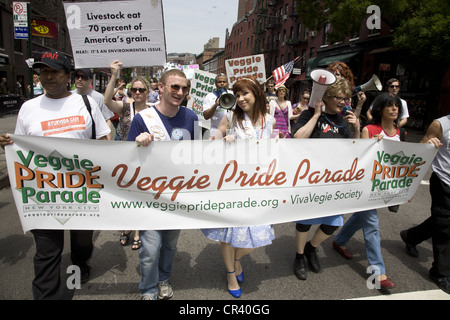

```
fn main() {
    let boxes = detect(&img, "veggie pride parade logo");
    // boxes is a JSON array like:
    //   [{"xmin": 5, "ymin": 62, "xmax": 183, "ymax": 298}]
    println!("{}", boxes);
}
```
[
  {"xmin": 370, "ymin": 150, "xmax": 426, "ymax": 203},
  {"xmin": 13, "ymin": 149, "xmax": 103, "ymax": 225}
]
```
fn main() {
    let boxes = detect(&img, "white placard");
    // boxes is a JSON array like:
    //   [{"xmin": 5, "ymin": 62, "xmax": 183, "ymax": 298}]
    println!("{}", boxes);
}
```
[
  {"xmin": 64, "ymin": 0, "xmax": 166, "ymax": 68},
  {"xmin": 225, "ymin": 54, "xmax": 266, "ymax": 86}
]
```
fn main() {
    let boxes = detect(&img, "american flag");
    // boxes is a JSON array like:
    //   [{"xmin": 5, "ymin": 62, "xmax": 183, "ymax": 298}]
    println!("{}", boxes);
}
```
[{"xmin": 272, "ymin": 59, "xmax": 295, "ymax": 87}]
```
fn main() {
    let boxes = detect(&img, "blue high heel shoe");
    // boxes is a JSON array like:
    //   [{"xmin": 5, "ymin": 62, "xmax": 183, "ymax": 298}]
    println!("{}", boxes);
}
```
[
  {"xmin": 227, "ymin": 271, "xmax": 241, "ymax": 298},
  {"xmin": 235, "ymin": 259, "xmax": 244, "ymax": 283}
]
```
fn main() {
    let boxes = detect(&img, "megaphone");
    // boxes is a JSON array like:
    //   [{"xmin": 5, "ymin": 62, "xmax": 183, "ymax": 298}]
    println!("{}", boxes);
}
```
[
  {"xmin": 217, "ymin": 89, "xmax": 236, "ymax": 110},
  {"xmin": 309, "ymin": 69, "xmax": 337, "ymax": 110},
  {"xmin": 354, "ymin": 74, "xmax": 382, "ymax": 93}
]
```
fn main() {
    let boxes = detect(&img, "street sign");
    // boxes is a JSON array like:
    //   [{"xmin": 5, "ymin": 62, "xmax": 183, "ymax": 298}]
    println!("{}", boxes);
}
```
[
  {"xmin": 293, "ymin": 68, "xmax": 302, "ymax": 75},
  {"xmin": 13, "ymin": 2, "xmax": 29, "ymax": 39}
]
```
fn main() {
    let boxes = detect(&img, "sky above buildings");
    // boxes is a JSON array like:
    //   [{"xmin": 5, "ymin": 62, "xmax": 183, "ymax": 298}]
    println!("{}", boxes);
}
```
[{"xmin": 162, "ymin": 0, "xmax": 239, "ymax": 54}]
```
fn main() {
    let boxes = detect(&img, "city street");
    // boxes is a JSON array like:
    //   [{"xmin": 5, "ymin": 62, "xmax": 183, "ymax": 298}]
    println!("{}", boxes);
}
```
[{"xmin": 0, "ymin": 114, "xmax": 449, "ymax": 304}]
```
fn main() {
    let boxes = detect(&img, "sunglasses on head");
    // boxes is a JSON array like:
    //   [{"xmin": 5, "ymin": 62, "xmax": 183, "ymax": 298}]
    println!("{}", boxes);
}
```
[
  {"xmin": 74, "ymin": 74, "xmax": 89, "ymax": 81},
  {"xmin": 169, "ymin": 84, "xmax": 189, "ymax": 94},
  {"xmin": 130, "ymin": 87, "xmax": 147, "ymax": 93}
]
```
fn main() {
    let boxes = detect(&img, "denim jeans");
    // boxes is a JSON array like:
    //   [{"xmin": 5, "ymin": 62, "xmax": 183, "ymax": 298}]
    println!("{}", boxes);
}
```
[
  {"xmin": 138, "ymin": 230, "xmax": 180, "ymax": 295},
  {"xmin": 334, "ymin": 209, "xmax": 386, "ymax": 275}
]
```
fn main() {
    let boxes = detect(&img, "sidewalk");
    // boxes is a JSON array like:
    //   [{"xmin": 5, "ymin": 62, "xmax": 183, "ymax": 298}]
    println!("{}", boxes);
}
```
[{"xmin": 0, "ymin": 112, "xmax": 18, "ymax": 189}]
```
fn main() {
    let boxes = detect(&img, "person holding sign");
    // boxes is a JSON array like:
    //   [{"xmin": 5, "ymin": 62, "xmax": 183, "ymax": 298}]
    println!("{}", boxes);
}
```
[
  {"xmin": 126, "ymin": 68, "xmax": 198, "ymax": 300},
  {"xmin": 104, "ymin": 60, "xmax": 150, "ymax": 142},
  {"xmin": 291, "ymin": 78, "xmax": 359, "ymax": 280},
  {"xmin": 202, "ymin": 76, "xmax": 276, "ymax": 298},
  {"xmin": 104, "ymin": 60, "xmax": 151, "ymax": 251},
  {"xmin": 0, "ymin": 50, "xmax": 110, "ymax": 299},
  {"xmin": 400, "ymin": 114, "xmax": 450, "ymax": 295},
  {"xmin": 333, "ymin": 93, "xmax": 404, "ymax": 290}
]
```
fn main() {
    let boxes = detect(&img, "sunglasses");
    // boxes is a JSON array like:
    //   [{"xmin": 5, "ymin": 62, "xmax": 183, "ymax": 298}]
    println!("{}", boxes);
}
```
[
  {"xmin": 130, "ymin": 88, "xmax": 147, "ymax": 93},
  {"xmin": 334, "ymin": 96, "xmax": 351, "ymax": 103},
  {"xmin": 169, "ymin": 84, "xmax": 189, "ymax": 94},
  {"xmin": 74, "ymin": 74, "xmax": 89, "ymax": 81},
  {"xmin": 389, "ymin": 85, "xmax": 400, "ymax": 88}
]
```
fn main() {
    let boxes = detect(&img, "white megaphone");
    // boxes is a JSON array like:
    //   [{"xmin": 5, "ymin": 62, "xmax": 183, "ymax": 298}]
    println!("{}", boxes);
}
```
[
  {"xmin": 309, "ymin": 69, "xmax": 337, "ymax": 110},
  {"xmin": 354, "ymin": 74, "xmax": 382, "ymax": 92},
  {"xmin": 218, "ymin": 89, "xmax": 236, "ymax": 110}
]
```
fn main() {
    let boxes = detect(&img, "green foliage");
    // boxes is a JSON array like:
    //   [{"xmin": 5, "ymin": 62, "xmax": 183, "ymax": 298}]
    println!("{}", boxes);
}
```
[
  {"xmin": 294, "ymin": 0, "xmax": 449, "ymax": 64},
  {"xmin": 392, "ymin": 1, "xmax": 450, "ymax": 64}
]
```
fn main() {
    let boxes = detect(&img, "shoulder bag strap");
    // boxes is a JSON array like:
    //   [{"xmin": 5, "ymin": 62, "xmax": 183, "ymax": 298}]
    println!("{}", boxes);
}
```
[{"xmin": 82, "ymin": 95, "xmax": 96, "ymax": 139}]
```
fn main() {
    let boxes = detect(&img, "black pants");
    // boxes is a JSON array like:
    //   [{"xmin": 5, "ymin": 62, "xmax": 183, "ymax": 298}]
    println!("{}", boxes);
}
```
[
  {"xmin": 31, "ymin": 229, "xmax": 93, "ymax": 300},
  {"xmin": 405, "ymin": 172, "xmax": 450, "ymax": 277}
]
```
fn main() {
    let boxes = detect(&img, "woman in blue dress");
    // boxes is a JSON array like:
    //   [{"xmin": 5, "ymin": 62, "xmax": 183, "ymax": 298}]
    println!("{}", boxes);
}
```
[
  {"xmin": 202, "ymin": 76, "xmax": 276, "ymax": 298},
  {"xmin": 291, "ymin": 78, "xmax": 360, "ymax": 280}
]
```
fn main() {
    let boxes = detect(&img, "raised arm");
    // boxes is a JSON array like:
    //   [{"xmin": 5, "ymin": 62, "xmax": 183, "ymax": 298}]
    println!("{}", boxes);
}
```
[
  {"xmin": 293, "ymin": 101, "xmax": 322, "ymax": 139},
  {"xmin": 104, "ymin": 60, "xmax": 125, "ymax": 115}
]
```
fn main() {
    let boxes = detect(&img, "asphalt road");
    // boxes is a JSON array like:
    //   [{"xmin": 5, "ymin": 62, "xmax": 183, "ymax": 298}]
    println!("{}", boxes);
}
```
[
  {"xmin": 0, "ymin": 113, "xmax": 448, "ymax": 315},
  {"xmin": 0, "ymin": 170, "xmax": 449, "ymax": 301}
]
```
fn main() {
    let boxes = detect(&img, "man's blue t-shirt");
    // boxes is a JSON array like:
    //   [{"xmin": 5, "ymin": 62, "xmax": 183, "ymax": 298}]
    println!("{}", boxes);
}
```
[{"xmin": 127, "ymin": 106, "xmax": 199, "ymax": 141}]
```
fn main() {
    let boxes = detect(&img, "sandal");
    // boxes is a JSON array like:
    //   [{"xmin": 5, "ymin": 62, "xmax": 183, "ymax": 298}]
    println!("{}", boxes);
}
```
[
  {"xmin": 131, "ymin": 239, "xmax": 142, "ymax": 250},
  {"xmin": 120, "ymin": 231, "xmax": 131, "ymax": 246}
]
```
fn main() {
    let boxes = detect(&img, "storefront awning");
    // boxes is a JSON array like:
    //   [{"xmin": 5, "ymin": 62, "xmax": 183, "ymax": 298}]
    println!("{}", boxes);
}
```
[
  {"xmin": 317, "ymin": 52, "xmax": 359, "ymax": 67},
  {"xmin": 305, "ymin": 57, "xmax": 319, "ymax": 79},
  {"xmin": 369, "ymin": 47, "xmax": 395, "ymax": 54}
]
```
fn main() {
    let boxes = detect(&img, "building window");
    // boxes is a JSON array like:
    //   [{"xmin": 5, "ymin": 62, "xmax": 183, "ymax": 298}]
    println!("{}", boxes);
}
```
[{"xmin": 323, "ymin": 22, "xmax": 331, "ymax": 45}]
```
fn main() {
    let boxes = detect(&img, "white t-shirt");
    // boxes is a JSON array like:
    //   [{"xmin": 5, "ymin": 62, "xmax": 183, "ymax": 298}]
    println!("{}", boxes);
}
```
[
  {"xmin": 72, "ymin": 89, "xmax": 114, "ymax": 121},
  {"xmin": 15, "ymin": 93, "xmax": 111, "ymax": 139}
]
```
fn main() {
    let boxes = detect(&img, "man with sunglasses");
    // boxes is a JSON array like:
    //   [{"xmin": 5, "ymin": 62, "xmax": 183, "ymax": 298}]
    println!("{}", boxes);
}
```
[
  {"xmin": 367, "ymin": 78, "xmax": 409, "ymax": 127},
  {"xmin": 126, "ymin": 68, "xmax": 198, "ymax": 300},
  {"xmin": 203, "ymin": 73, "xmax": 234, "ymax": 136},
  {"xmin": 73, "ymin": 68, "xmax": 114, "ymax": 139}
]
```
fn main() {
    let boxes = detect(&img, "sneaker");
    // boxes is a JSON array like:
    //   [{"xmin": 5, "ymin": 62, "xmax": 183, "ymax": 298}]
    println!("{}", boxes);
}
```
[
  {"xmin": 141, "ymin": 293, "xmax": 158, "ymax": 300},
  {"xmin": 158, "ymin": 281, "xmax": 173, "ymax": 300}
]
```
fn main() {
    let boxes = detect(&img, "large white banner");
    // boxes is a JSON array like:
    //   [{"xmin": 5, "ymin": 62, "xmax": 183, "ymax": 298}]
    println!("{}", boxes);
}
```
[
  {"xmin": 64, "ymin": 0, "xmax": 166, "ymax": 68},
  {"xmin": 6, "ymin": 135, "xmax": 438, "ymax": 232}
]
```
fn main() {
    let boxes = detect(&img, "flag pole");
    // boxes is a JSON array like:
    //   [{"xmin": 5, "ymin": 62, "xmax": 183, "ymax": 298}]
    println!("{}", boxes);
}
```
[{"xmin": 264, "ymin": 55, "xmax": 302, "ymax": 84}]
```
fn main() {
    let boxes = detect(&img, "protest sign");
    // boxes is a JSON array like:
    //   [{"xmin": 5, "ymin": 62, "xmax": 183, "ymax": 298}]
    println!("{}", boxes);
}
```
[
  {"xmin": 182, "ymin": 64, "xmax": 199, "ymax": 80},
  {"xmin": 63, "ymin": 0, "xmax": 166, "ymax": 68},
  {"xmin": 5, "ymin": 135, "xmax": 437, "ymax": 232},
  {"xmin": 186, "ymin": 69, "xmax": 217, "ymax": 129},
  {"xmin": 225, "ymin": 54, "xmax": 266, "ymax": 86}
]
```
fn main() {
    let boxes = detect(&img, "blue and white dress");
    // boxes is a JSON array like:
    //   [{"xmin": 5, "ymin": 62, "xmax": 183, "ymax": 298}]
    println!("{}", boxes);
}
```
[{"xmin": 202, "ymin": 112, "xmax": 276, "ymax": 248}]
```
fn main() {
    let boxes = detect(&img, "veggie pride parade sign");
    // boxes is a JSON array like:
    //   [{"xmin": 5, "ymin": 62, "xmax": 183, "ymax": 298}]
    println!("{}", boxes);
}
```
[{"xmin": 5, "ymin": 135, "xmax": 437, "ymax": 232}]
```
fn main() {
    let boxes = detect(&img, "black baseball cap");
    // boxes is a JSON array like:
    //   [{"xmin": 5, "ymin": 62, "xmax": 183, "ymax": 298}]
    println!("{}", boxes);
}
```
[
  {"xmin": 33, "ymin": 50, "xmax": 72, "ymax": 72},
  {"xmin": 74, "ymin": 68, "xmax": 93, "ymax": 79}
]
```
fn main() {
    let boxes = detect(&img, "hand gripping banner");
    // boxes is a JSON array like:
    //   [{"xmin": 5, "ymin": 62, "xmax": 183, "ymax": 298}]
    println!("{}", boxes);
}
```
[{"xmin": 5, "ymin": 135, "xmax": 438, "ymax": 232}]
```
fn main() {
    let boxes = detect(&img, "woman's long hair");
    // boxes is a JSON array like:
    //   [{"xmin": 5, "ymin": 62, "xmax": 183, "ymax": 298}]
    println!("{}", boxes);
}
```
[
  {"xmin": 231, "ymin": 76, "xmax": 267, "ymax": 129},
  {"xmin": 370, "ymin": 92, "xmax": 403, "ymax": 125}
]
